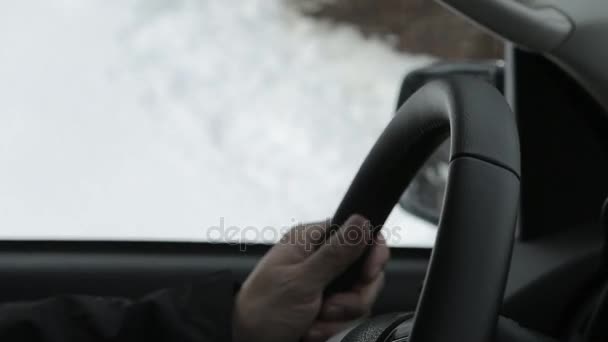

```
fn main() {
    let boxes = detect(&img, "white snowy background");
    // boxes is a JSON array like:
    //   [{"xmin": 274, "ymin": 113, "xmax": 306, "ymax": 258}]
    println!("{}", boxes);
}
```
[{"xmin": 0, "ymin": 0, "xmax": 437, "ymax": 246}]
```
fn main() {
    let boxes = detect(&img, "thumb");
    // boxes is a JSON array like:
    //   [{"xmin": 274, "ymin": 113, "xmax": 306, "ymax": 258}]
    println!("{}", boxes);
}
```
[{"xmin": 302, "ymin": 214, "xmax": 372, "ymax": 287}]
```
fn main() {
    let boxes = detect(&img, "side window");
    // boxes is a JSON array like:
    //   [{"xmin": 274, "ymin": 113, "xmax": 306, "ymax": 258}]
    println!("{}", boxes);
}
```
[{"xmin": 0, "ymin": 1, "xmax": 501, "ymax": 247}]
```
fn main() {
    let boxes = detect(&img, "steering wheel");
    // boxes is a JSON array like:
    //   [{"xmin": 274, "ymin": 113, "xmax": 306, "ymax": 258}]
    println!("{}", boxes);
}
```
[{"xmin": 330, "ymin": 77, "xmax": 521, "ymax": 342}]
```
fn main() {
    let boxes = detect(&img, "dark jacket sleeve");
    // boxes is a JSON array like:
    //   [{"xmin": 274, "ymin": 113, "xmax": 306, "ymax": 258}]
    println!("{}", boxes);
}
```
[{"xmin": 0, "ymin": 272, "xmax": 235, "ymax": 342}]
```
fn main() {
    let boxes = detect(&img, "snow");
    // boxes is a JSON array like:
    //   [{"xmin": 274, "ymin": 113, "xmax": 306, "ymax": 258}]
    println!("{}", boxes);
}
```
[{"xmin": 0, "ymin": 0, "xmax": 436, "ymax": 246}]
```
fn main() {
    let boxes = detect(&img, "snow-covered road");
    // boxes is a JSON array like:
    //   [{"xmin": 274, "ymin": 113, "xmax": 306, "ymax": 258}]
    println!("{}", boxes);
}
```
[{"xmin": 0, "ymin": 0, "xmax": 436, "ymax": 246}]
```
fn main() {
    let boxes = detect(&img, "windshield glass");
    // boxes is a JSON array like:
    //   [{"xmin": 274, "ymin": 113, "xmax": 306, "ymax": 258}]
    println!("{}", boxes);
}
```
[{"xmin": 0, "ymin": 0, "xmax": 500, "ymax": 246}]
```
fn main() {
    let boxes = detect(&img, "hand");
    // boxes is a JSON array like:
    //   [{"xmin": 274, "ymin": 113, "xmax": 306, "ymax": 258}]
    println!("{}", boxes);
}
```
[{"xmin": 233, "ymin": 215, "xmax": 390, "ymax": 342}]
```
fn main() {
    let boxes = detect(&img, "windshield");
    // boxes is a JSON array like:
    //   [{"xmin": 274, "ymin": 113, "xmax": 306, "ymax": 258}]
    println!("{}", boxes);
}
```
[{"xmin": 0, "ymin": 0, "xmax": 500, "ymax": 246}]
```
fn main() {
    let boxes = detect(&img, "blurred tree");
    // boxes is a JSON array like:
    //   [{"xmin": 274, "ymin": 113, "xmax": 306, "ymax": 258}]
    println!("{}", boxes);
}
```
[{"xmin": 290, "ymin": 0, "xmax": 503, "ymax": 59}]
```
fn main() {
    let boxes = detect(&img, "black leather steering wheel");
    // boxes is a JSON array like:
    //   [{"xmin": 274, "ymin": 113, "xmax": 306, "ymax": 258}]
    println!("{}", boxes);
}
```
[{"xmin": 330, "ymin": 77, "xmax": 521, "ymax": 342}]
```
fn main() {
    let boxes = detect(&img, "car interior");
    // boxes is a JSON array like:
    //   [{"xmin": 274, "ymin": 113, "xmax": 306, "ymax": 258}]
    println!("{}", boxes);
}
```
[{"xmin": 2, "ymin": 1, "xmax": 608, "ymax": 342}]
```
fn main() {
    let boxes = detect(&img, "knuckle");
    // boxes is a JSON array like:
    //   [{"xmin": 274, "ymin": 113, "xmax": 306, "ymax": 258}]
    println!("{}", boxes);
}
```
[
  {"xmin": 350, "ymin": 296, "xmax": 367, "ymax": 314},
  {"xmin": 321, "ymin": 245, "xmax": 351, "ymax": 270},
  {"xmin": 305, "ymin": 224, "xmax": 326, "ymax": 246},
  {"xmin": 280, "ymin": 225, "xmax": 306, "ymax": 245},
  {"xmin": 325, "ymin": 242, "xmax": 346, "ymax": 259}
]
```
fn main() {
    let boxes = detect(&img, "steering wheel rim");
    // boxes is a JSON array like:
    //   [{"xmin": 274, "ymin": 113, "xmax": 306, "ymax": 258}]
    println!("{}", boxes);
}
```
[{"xmin": 332, "ymin": 76, "xmax": 520, "ymax": 342}]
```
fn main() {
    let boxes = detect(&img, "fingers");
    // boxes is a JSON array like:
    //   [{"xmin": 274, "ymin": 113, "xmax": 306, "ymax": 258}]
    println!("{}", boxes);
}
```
[
  {"xmin": 276, "ymin": 219, "xmax": 330, "ymax": 261},
  {"xmin": 361, "ymin": 233, "xmax": 390, "ymax": 284},
  {"xmin": 302, "ymin": 215, "xmax": 372, "ymax": 286},
  {"xmin": 319, "ymin": 292, "xmax": 366, "ymax": 321},
  {"xmin": 319, "ymin": 272, "xmax": 385, "ymax": 321},
  {"xmin": 303, "ymin": 320, "xmax": 357, "ymax": 342},
  {"xmin": 279, "ymin": 219, "xmax": 330, "ymax": 250}
]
